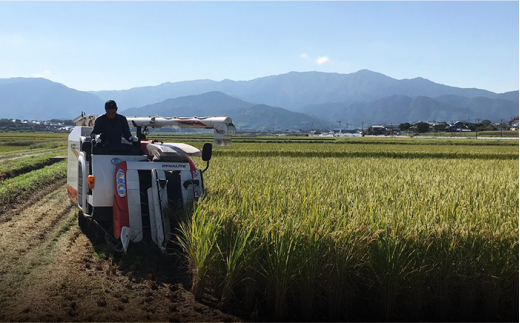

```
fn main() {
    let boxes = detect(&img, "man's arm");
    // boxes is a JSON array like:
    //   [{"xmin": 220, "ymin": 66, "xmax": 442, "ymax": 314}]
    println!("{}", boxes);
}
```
[
  {"xmin": 90, "ymin": 117, "xmax": 103, "ymax": 137},
  {"xmin": 120, "ymin": 115, "xmax": 133, "ymax": 141}
]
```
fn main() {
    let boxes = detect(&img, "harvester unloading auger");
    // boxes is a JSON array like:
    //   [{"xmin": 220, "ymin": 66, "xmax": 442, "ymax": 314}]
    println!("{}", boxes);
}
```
[{"xmin": 67, "ymin": 114, "xmax": 236, "ymax": 252}]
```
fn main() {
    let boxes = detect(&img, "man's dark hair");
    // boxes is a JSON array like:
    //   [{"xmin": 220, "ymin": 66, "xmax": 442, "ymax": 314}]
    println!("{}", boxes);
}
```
[{"xmin": 105, "ymin": 100, "xmax": 118, "ymax": 110}]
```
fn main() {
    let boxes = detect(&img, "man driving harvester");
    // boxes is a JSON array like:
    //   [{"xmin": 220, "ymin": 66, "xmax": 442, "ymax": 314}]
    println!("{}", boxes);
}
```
[{"xmin": 91, "ymin": 100, "xmax": 139, "ymax": 151}]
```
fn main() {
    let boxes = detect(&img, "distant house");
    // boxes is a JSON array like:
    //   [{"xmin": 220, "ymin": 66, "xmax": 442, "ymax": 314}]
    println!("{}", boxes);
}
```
[
  {"xmin": 332, "ymin": 129, "xmax": 362, "ymax": 137},
  {"xmin": 369, "ymin": 125, "xmax": 389, "ymax": 135},
  {"xmin": 510, "ymin": 120, "xmax": 519, "ymax": 131},
  {"xmin": 332, "ymin": 128, "xmax": 358, "ymax": 134},
  {"xmin": 428, "ymin": 121, "xmax": 447, "ymax": 132},
  {"xmin": 493, "ymin": 122, "xmax": 508, "ymax": 131},
  {"xmin": 448, "ymin": 121, "xmax": 471, "ymax": 132}
]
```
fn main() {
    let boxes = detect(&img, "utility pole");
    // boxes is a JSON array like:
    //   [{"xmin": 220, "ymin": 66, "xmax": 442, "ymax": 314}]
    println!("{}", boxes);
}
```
[
  {"xmin": 475, "ymin": 118, "xmax": 480, "ymax": 139},
  {"xmin": 501, "ymin": 118, "xmax": 503, "ymax": 137}
]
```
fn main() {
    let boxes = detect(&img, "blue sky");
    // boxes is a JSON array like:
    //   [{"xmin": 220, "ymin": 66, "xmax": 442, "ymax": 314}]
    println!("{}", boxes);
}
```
[{"xmin": 0, "ymin": 1, "xmax": 518, "ymax": 93}]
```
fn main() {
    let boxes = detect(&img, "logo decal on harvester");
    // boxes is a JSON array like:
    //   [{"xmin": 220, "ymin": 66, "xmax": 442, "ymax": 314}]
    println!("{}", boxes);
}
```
[
  {"xmin": 111, "ymin": 158, "xmax": 122, "ymax": 166},
  {"xmin": 177, "ymin": 120, "xmax": 207, "ymax": 126},
  {"xmin": 162, "ymin": 164, "xmax": 187, "ymax": 169}
]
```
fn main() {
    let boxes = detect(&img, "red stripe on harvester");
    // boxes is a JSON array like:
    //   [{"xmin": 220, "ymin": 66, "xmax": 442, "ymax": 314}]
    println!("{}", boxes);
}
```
[{"xmin": 113, "ymin": 162, "xmax": 129, "ymax": 240}]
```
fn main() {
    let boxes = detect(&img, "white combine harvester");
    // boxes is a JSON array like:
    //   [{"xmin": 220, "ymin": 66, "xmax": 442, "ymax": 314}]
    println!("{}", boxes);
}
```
[{"xmin": 67, "ymin": 114, "xmax": 235, "ymax": 252}]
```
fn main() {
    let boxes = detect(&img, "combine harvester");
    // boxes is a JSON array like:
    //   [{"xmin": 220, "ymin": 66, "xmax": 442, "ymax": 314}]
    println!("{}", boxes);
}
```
[{"xmin": 67, "ymin": 114, "xmax": 235, "ymax": 252}]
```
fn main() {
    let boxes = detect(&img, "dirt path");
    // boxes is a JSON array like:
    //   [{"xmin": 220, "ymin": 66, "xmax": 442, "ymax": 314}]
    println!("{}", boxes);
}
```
[{"xmin": 0, "ymin": 184, "xmax": 242, "ymax": 322}]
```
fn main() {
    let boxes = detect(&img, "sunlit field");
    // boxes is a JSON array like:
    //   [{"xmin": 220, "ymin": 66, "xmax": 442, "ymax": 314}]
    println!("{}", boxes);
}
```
[
  {"xmin": 1, "ymin": 133, "xmax": 517, "ymax": 321},
  {"xmin": 0, "ymin": 133, "xmax": 68, "ymax": 213},
  {"xmin": 179, "ymin": 137, "xmax": 518, "ymax": 321},
  {"xmin": 0, "ymin": 133, "xmax": 66, "ymax": 155}
]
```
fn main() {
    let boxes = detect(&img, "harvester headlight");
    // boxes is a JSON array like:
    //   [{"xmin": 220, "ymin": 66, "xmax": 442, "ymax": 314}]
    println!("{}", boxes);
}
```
[
  {"xmin": 116, "ymin": 169, "xmax": 125, "ymax": 181},
  {"xmin": 117, "ymin": 184, "xmax": 126, "ymax": 197},
  {"xmin": 116, "ymin": 169, "xmax": 126, "ymax": 197}
]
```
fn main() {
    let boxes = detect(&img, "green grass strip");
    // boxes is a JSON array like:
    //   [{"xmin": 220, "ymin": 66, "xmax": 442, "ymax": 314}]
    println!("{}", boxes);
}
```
[
  {"xmin": 0, "ymin": 152, "xmax": 65, "ymax": 179},
  {"xmin": 0, "ymin": 147, "xmax": 65, "ymax": 158},
  {"xmin": 0, "ymin": 161, "xmax": 67, "ymax": 212}
]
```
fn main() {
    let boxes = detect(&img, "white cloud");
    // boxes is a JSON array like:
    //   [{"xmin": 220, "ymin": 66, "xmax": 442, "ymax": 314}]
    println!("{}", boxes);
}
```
[
  {"xmin": 316, "ymin": 56, "xmax": 329, "ymax": 65},
  {"xmin": 301, "ymin": 53, "xmax": 330, "ymax": 65},
  {"xmin": 34, "ymin": 70, "xmax": 51, "ymax": 78}
]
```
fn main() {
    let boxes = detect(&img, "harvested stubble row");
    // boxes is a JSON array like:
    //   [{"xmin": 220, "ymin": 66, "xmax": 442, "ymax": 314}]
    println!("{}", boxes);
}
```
[
  {"xmin": 0, "ymin": 152, "xmax": 65, "ymax": 180},
  {"xmin": 0, "ymin": 133, "xmax": 67, "ymax": 154},
  {"xmin": 180, "ymin": 151, "xmax": 518, "ymax": 321},
  {"xmin": 0, "ymin": 161, "xmax": 67, "ymax": 214}
]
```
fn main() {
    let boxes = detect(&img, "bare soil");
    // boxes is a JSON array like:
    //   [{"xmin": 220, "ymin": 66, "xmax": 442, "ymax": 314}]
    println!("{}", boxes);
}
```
[{"xmin": 0, "ymin": 184, "xmax": 243, "ymax": 322}]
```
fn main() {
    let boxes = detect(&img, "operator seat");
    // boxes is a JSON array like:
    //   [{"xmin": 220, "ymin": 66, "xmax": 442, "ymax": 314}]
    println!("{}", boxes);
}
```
[{"xmin": 91, "ymin": 140, "xmax": 144, "ymax": 156}]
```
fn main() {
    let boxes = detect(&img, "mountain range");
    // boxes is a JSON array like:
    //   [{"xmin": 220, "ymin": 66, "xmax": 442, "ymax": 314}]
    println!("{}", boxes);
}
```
[
  {"xmin": 0, "ymin": 70, "xmax": 517, "ymax": 130},
  {"xmin": 0, "ymin": 78, "xmax": 103, "ymax": 121},
  {"xmin": 122, "ymin": 91, "xmax": 331, "ymax": 131},
  {"xmin": 93, "ymin": 70, "xmax": 517, "ymax": 111}
]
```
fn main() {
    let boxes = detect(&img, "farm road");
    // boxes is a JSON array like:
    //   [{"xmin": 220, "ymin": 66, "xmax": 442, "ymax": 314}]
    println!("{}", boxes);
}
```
[{"xmin": 0, "ymin": 184, "xmax": 241, "ymax": 322}]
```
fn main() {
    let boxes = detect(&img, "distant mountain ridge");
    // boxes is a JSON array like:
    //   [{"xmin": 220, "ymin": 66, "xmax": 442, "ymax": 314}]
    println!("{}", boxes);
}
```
[
  {"xmin": 298, "ymin": 94, "xmax": 519, "ymax": 125},
  {"xmin": 121, "ymin": 91, "xmax": 332, "ymax": 131},
  {"xmin": 0, "ymin": 70, "xmax": 518, "ymax": 130},
  {"xmin": 0, "ymin": 78, "xmax": 104, "ymax": 120},
  {"xmin": 122, "ymin": 91, "xmax": 255, "ymax": 117},
  {"xmin": 91, "ymin": 70, "xmax": 513, "ymax": 110}
]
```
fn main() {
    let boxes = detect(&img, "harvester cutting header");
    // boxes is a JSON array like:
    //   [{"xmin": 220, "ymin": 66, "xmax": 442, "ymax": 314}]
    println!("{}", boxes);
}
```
[{"xmin": 67, "ymin": 112, "xmax": 235, "ymax": 253}]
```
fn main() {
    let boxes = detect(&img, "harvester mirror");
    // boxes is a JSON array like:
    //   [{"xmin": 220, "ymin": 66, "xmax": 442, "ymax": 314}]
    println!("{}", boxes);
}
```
[{"xmin": 202, "ymin": 143, "xmax": 213, "ymax": 162}]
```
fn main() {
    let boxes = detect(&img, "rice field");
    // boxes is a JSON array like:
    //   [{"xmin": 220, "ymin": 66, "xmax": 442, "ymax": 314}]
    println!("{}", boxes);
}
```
[
  {"xmin": 0, "ymin": 133, "xmax": 67, "ymax": 154},
  {"xmin": 180, "ymin": 139, "xmax": 519, "ymax": 321},
  {"xmin": 0, "ymin": 132, "xmax": 517, "ymax": 321},
  {"xmin": 0, "ymin": 133, "xmax": 68, "ymax": 214}
]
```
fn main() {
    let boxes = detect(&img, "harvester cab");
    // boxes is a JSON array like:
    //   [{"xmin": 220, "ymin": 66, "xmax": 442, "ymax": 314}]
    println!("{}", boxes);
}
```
[{"xmin": 67, "ymin": 114, "xmax": 235, "ymax": 253}]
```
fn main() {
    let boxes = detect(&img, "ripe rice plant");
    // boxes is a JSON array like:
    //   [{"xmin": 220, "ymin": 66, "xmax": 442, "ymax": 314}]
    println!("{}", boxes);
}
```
[
  {"xmin": 179, "ymin": 141, "xmax": 518, "ymax": 321},
  {"xmin": 210, "ymin": 141, "xmax": 518, "ymax": 159}
]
